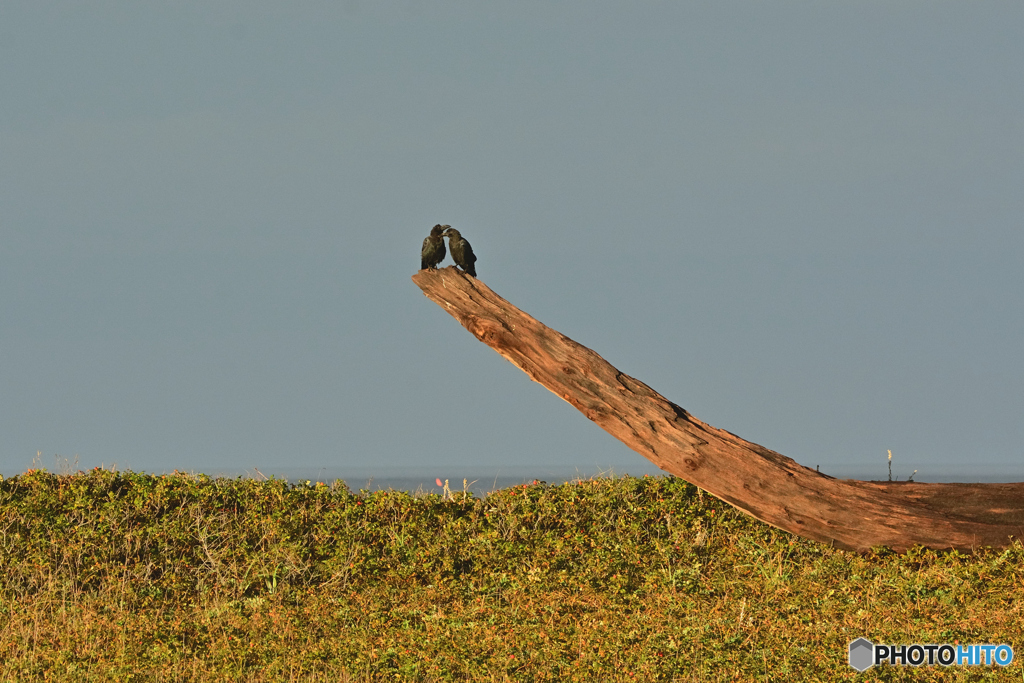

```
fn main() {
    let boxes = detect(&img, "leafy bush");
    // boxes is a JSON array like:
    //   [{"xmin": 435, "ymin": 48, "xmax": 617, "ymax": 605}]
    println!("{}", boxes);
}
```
[{"xmin": 1, "ymin": 469, "xmax": 1021, "ymax": 681}]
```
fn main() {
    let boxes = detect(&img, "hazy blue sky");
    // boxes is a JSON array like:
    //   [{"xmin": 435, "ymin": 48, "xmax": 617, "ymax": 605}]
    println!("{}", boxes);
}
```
[{"xmin": 2, "ymin": 2, "xmax": 1021, "ymax": 483}]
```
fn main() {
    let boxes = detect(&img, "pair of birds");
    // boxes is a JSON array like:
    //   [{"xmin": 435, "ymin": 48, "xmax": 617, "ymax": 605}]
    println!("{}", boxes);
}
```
[{"xmin": 420, "ymin": 224, "xmax": 477, "ymax": 277}]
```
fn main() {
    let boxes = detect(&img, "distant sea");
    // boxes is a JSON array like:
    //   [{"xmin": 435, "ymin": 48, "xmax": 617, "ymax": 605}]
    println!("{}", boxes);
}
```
[
  {"xmin": 1, "ymin": 463, "xmax": 663, "ymax": 498},
  {"xmin": 3, "ymin": 462, "xmax": 1020, "ymax": 497},
  {"xmin": 239, "ymin": 466, "xmax": 658, "ymax": 497},
  {"xmin": 249, "ymin": 464, "xmax": 1024, "ymax": 496}
]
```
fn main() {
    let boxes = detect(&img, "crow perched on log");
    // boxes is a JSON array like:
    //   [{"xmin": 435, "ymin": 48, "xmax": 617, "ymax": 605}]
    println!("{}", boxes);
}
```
[
  {"xmin": 442, "ymin": 227, "xmax": 477, "ymax": 277},
  {"xmin": 420, "ymin": 224, "xmax": 448, "ymax": 270}
]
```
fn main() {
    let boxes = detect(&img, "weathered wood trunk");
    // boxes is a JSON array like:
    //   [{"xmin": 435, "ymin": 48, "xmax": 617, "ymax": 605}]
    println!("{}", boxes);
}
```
[{"xmin": 413, "ymin": 267, "xmax": 1024, "ymax": 552}]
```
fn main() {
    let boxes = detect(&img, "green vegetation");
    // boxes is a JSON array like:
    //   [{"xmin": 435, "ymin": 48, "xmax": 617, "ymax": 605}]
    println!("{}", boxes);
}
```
[{"xmin": 1, "ymin": 469, "xmax": 1021, "ymax": 682}]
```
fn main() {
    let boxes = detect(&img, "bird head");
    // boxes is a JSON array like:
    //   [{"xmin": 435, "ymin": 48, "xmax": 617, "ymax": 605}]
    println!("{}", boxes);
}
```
[
  {"xmin": 441, "ymin": 226, "xmax": 458, "ymax": 239},
  {"xmin": 430, "ymin": 224, "xmax": 446, "ymax": 237}
]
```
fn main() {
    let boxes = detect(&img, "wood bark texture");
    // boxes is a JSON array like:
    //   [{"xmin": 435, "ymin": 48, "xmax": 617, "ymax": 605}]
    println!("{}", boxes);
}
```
[{"xmin": 413, "ymin": 267, "xmax": 1024, "ymax": 552}]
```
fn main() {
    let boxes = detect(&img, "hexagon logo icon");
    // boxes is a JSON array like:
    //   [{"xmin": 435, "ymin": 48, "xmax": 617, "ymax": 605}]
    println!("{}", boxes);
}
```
[{"xmin": 849, "ymin": 638, "xmax": 874, "ymax": 671}]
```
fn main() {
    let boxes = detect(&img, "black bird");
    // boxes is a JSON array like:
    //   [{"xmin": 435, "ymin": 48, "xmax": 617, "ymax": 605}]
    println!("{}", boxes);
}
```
[
  {"xmin": 442, "ymin": 227, "xmax": 477, "ymax": 277},
  {"xmin": 420, "ymin": 224, "xmax": 448, "ymax": 270}
]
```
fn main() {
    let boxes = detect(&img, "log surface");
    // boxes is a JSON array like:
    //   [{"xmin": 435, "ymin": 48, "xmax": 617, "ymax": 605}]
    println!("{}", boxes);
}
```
[{"xmin": 413, "ymin": 267, "xmax": 1024, "ymax": 552}]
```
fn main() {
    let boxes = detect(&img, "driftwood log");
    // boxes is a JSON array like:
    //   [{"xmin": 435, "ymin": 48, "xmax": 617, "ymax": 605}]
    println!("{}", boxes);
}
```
[{"xmin": 413, "ymin": 267, "xmax": 1024, "ymax": 552}]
